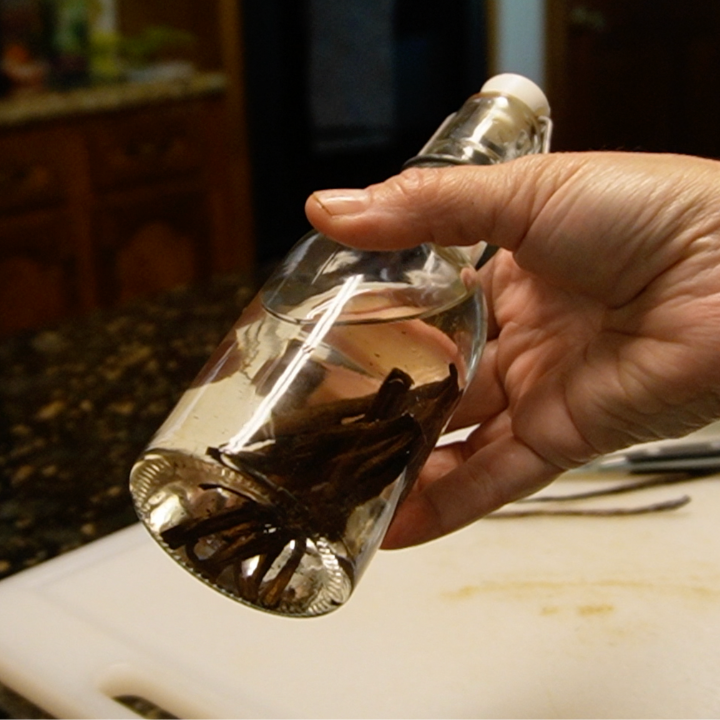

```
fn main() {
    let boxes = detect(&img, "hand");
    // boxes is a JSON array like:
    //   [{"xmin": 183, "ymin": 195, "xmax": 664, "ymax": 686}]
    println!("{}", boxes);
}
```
[{"xmin": 305, "ymin": 152, "xmax": 720, "ymax": 548}]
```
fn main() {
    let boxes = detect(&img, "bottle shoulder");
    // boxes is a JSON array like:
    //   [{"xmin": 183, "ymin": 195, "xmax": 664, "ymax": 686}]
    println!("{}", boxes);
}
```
[{"xmin": 260, "ymin": 232, "xmax": 480, "ymax": 324}]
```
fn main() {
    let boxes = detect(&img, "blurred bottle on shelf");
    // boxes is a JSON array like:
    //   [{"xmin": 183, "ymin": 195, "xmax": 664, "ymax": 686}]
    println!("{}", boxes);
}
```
[
  {"xmin": 88, "ymin": 0, "xmax": 121, "ymax": 84},
  {"xmin": 0, "ymin": 0, "xmax": 48, "ymax": 95},
  {"xmin": 41, "ymin": 0, "xmax": 89, "ymax": 89}
]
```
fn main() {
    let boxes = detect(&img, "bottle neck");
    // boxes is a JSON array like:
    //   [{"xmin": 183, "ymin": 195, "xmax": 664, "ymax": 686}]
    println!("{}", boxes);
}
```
[
  {"xmin": 405, "ymin": 93, "xmax": 551, "ymax": 168},
  {"xmin": 403, "ymin": 92, "xmax": 552, "ymax": 267}
]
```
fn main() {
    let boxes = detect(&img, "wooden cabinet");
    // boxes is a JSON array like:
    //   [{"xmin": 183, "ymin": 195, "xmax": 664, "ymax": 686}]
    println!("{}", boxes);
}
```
[
  {"xmin": 0, "ymin": 87, "xmax": 254, "ymax": 336},
  {"xmin": 86, "ymin": 104, "xmax": 206, "ymax": 190},
  {"xmin": 546, "ymin": 0, "xmax": 720, "ymax": 158},
  {"xmin": 0, "ymin": 209, "xmax": 78, "ymax": 335},
  {"xmin": 95, "ymin": 179, "xmax": 212, "ymax": 305},
  {"xmin": 0, "ymin": 126, "xmax": 83, "ymax": 334},
  {"xmin": 0, "ymin": 130, "xmax": 69, "ymax": 213}
]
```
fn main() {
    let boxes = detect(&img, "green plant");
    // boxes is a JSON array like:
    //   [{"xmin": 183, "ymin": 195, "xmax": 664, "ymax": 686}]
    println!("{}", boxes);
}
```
[{"xmin": 119, "ymin": 25, "xmax": 195, "ymax": 68}]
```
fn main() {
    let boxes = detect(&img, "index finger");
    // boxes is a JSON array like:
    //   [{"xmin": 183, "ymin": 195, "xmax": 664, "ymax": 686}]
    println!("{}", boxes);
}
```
[{"xmin": 382, "ymin": 412, "xmax": 562, "ymax": 548}]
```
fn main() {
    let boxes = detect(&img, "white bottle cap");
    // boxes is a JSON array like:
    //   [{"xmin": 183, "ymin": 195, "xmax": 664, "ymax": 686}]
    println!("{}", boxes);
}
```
[{"xmin": 480, "ymin": 73, "xmax": 551, "ymax": 118}]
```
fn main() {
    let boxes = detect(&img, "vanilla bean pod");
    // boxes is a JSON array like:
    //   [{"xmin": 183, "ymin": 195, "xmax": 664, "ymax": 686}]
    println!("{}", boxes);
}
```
[
  {"xmin": 488, "ymin": 495, "xmax": 691, "ymax": 518},
  {"xmin": 518, "ymin": 472, "xmax": 703, "ymax": 504},
  {"xmin": 160, "ymin": 364, "xmax": 460, "ymax": 609}
]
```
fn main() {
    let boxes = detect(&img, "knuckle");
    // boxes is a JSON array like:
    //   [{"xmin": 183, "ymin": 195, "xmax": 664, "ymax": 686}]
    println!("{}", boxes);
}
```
[{"xmin": 384, "ymin": 167, "xmax": 442, "ymax": 205}]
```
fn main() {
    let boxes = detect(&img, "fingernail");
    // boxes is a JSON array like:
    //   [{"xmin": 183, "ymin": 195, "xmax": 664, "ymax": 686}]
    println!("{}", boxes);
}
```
[{"xmin": 312, "ymin": 189, "xmax": 370, "ymax": 216}]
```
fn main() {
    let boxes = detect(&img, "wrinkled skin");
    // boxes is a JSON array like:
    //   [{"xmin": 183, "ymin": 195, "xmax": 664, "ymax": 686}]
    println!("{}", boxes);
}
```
[{"xmin": 304, "ymin": 152, "xmax": 720, "ymax": 549}]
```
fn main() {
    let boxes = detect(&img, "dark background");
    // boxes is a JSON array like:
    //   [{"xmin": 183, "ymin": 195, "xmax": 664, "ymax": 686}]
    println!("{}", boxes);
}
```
[
  {"xmin": 242, "ymin": 0, "xmax": 488, "ymax": 265},
  {"xmin": 547, "ymin": 0, "xmax": 720, "ymax": 159}
]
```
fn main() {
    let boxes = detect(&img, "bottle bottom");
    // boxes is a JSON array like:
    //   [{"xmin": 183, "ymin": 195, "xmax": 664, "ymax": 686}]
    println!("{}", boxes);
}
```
[{"xmin": 130, "ymin": 449, "xmax": 354, "ymax": 617}]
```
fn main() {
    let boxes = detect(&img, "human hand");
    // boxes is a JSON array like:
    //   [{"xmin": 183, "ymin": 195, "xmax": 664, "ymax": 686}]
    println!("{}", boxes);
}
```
[{"xmin": 305, "ymin": 152, "xmax": 720, "ymax": 548}]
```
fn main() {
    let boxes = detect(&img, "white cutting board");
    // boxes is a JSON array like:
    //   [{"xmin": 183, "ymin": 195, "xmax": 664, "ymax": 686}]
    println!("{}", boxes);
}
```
[{"xmin": 2, "ymin": 458, "xmax": 720, "ymax": 720}]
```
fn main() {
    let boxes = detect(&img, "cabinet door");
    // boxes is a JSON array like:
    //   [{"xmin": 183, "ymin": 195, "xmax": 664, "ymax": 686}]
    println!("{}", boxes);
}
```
[
  {"xmin": 95, "ymin": 182, "xmax": 213, "ymax": 305},
  {"xmin": 546, "ymin": 0, "xmax": 720, "ymax": 157},
  {"xmin": 0, "ymin": 211, "xmax": 77, "ymax": 335}
]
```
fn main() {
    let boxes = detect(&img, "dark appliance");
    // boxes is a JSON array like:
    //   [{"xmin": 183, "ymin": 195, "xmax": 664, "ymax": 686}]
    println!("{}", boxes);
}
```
[{"xmin": 242, "ymin": 0, "xmax": 488, "ymax": 264}]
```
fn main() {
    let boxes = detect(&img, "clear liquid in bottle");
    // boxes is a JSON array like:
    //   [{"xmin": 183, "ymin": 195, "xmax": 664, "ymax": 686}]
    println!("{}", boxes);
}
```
[{"xmin": 131, "ymin": 241, "xmax": 484, "ymax": 615}]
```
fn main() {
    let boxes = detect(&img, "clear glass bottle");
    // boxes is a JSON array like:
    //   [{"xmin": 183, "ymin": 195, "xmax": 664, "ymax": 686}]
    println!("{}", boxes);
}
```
[{"xmin": 129, "ymin": 74, "xmax": 552, "ymax": 617}]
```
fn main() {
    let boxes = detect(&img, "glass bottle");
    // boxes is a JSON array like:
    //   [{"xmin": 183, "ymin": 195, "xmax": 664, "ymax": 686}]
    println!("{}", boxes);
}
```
[{"xmin": 129, "ymin": 73, "xmax": 552, "ymax": 617}]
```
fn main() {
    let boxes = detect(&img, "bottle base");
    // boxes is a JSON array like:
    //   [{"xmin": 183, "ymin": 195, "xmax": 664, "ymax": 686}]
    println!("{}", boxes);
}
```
[{"xmin": 130, "ymin": 449, "xmax": 354, "ymax": 617}]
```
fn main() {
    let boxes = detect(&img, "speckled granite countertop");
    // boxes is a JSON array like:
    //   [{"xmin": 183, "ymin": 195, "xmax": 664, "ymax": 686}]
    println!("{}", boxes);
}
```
[
  {"xmin": 0, "ymin": 273, "xmax": 255, "ymax": 584},
  {"xmin": 0, "ymin": 71, "xmax": 226, "ymax": 128}
]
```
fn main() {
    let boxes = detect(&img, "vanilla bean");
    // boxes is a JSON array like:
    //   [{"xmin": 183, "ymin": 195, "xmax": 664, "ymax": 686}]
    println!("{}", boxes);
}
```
[
  {"xmin": 488, "ymin": 495, "xmax": 691, "ymax": 518},
  {"xmin": 166, "ymin": 364, "xmax": 461, "ymax": 609},
  {"xmin": 249, "ymin": 394, "xmax": 375, "ymax": 442},
  {"xmin": 363, "ymin": 368, "xmax": 413, "ymax": 422},
  {"xmin": 518, "ymin": 472, "xmax": 701, "ymax": 504}
]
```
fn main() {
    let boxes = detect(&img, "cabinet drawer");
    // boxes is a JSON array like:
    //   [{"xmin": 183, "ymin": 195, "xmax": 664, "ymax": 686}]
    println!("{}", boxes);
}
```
[
  {"xmin": 0, "ymin": 130, "xmax": 68, "ymax": 214},
  {"xmin": 86, "ymin": 103, "xmax": 205, "ymax": 190}
]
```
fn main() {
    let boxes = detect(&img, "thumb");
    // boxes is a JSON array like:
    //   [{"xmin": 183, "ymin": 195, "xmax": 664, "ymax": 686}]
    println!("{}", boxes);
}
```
[{"xmin": 304, "ymin": 154, "xmax": 584, "ymax": 252}]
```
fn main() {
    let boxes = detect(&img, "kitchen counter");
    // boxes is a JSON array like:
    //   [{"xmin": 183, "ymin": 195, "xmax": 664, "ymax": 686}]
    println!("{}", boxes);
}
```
[
  {"xmin": 6, "ymin": 277, "xmax": 720, "ymax": 718},
  {"xmin": 0, "ymin": 72, "xmax": 227, "ymax": 129},
  {"xmin": 0, "ymin": 273, "xmax": 256, "ymax": 584}
]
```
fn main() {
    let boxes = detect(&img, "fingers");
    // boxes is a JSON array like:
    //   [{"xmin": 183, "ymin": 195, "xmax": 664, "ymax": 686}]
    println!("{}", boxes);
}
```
[
  {"xmin": 382, "ymin": 414, "xmax": 562, "ymax": 548},
  {"xmin": 445, "ymin": 339, "xmax": 506, "ymax": 431},
  {"xmin": 306, "ymin": 152, "xmax": 720, "ymax": 307},
  {"xmin": 305, "ymin": 150, "xmax": 720, "ymax": 551},
  {"xmin": 304, "ymin": 154, "xmax": 583, "ymax": 252}
]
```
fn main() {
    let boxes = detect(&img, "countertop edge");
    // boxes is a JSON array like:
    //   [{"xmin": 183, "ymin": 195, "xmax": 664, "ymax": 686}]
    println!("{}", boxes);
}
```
[{"xmin": 0, "ymin": 71, "xmax": 228, "ymax": 129}]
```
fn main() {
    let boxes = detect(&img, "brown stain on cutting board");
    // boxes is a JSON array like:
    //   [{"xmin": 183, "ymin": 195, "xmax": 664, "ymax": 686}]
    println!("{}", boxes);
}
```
[
  {"xmin": 441, "ymin": 578, "xmax": 720, "ymax": 605},
  {"xmin": 539, "ymin": 603, "xmax": 615, "ymax": 616},
  {"xmin": 577, "ymin": 603, "xmax": 614, "ymax": 616},
  {"xmin": 442, "ymin": 585, "xmax": 615, "ymax": 618},
  {"xmin": 540, "ymin": 605, "xmax": 560, "ymax": 615}
]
